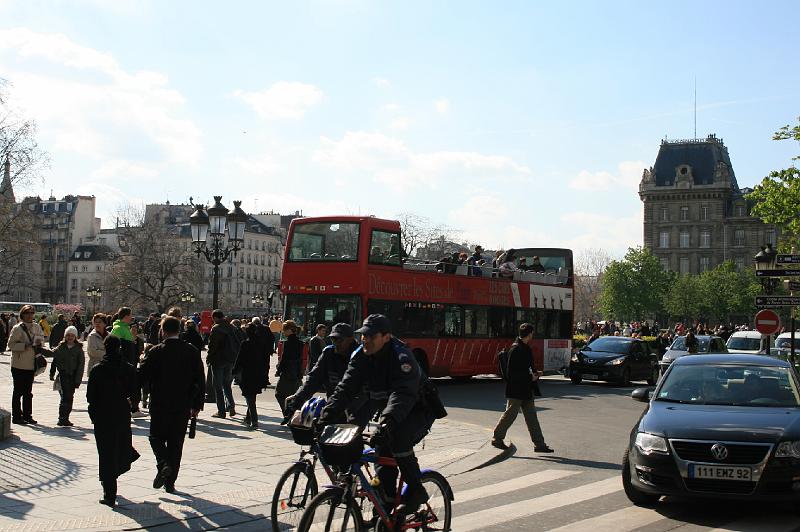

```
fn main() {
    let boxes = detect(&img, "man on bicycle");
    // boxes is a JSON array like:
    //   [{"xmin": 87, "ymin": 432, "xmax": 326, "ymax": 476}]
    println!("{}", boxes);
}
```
[
  {"xmin": 319, "ymin": 314, "xmax": 435, "ymax": 515},
  {"xmin": 283, "ymin": 323, "xmax": 360, "ymax": 415}
]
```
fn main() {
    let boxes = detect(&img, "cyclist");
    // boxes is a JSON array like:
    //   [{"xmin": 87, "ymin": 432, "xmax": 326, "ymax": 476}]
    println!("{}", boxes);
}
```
[
  {"xmin": 318, "ymin": 314, "xmax": 436, "ymax": 515},
  {"xmin": 284, "ymin": 323, "xmax": 361, "ymax": 417}
]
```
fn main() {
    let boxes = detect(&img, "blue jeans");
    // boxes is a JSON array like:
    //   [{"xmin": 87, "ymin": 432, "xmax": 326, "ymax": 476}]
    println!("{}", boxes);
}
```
[{"xmin": 211, "ymin": 363, "xmax": 235, "ymax": 414}]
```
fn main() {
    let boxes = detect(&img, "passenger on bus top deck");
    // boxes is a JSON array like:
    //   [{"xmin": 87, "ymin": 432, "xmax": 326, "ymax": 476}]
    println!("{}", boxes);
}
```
[
  {"xmin": 518, "ymin": 257, "xmax": 529, "ymax": 271},
  {"xmin": 499, "ymin": 249, "xmax": 518, "ymax": 278},
  {"xmin": 530, "ymin": 256, "xmax": 546, "ymax": 273}
]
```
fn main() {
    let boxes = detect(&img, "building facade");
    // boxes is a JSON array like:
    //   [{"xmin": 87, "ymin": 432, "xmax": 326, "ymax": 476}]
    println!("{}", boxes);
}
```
[{"xmin": 639, "ymin": 134, "xmax": 777, "ymax": 275}]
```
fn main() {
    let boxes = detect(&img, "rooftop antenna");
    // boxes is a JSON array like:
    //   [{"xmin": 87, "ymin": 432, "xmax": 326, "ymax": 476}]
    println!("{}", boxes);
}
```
[{"xmin": 693, "ymin": 77, "xmax": 697, "ymax": 139}]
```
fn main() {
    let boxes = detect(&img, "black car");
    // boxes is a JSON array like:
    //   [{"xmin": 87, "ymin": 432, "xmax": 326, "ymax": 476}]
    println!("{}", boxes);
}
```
[
  {"xmin": 623, "ymin": 354, "xmax": 800, "ymax": 505},
  {"xmin": 569, "ymin": 336, "xmax": 659, "ymax": 386}
]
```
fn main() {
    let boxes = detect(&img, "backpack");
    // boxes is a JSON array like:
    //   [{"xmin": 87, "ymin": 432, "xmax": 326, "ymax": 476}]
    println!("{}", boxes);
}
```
[
  {"xmin": 497, "ymin": 349, "xmax": 510, "ymax": 381},
  {"xmin": 225, "ymin": 325, "xmax": 243, "ymax": 362}
]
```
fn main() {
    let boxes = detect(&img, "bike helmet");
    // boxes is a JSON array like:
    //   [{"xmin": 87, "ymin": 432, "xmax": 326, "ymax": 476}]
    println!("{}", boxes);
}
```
[{"xmin": 299, "ymin": 397, "xmax": 327, "ymax": 428}]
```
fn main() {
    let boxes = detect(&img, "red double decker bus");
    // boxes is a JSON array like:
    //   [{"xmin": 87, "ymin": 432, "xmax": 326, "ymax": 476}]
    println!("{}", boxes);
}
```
[{"xmin": 280, "ymin": 216, "xmax": 574, "ymax": 378}]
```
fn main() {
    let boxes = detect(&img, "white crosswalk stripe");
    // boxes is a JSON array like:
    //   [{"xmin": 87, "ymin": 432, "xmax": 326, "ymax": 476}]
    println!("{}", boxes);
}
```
[{"xmin": 547, "ymin": 505, "xmax": 666, "ymax": 532}]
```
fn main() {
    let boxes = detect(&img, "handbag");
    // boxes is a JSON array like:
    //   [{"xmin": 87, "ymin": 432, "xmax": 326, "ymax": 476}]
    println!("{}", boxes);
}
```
[
  {"xmin": 52, "ymin": 374, "xmax": 62, "ymax": 392},
  {"xmin": 21, "ymin": 323, "xmax": 48, "ymax": 376}
]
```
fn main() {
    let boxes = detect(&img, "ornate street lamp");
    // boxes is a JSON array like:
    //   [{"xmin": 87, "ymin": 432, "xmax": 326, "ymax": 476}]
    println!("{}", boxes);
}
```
[
  {"xmin": 189, "ymin": 196, "xmax": 246, "ymax": 310},
  {"xmin": 251, "ymin": 293, "xmax": 264, "ymax": 307},
  {"xmin": 85, "ymin": 286, "xmax": 102, "ymax": 317},
  {"xmin": 754, "ymin": 243, "xmax": 778, "ymax": 295}
]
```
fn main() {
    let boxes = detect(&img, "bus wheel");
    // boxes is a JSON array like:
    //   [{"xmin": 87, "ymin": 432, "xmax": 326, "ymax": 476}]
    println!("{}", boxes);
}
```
[{"xmin": 412, "ymin": 348, "xmax": 430, "ymax": 375}]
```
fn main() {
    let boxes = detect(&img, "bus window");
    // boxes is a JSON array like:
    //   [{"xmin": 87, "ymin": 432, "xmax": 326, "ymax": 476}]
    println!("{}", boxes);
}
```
[
  {"xmin": 288, "ymin": 222, "xmax": 360, "ymax": 262},
  {"xmin": 489, "ymin": 307, "xmax": 515, "ymax": 338},
  {"xmin": 285, "ymin": 294, "xmax": 361, "ymax": 338},
  {"xmin": 465, "ymin": 307, "xmax": 488, "ymax": 336},
  {"xmin": 443, "ymin": 306, "xmax": 462, "ymax": 336},
  {"xmin": 400, "ymin": 302, "xmax": 444, "ymax": 337},
  {"xmin": 318, "ymin": 296, "xmax": 360, "ymax": 329},
  {"xmin": 369, "ymin": 230, "xmax": 402, "ymax": 266}
]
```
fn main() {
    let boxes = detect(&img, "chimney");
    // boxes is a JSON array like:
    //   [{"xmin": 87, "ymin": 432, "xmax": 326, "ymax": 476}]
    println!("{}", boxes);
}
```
[{"xmin": 1, "ymin": 155, "xmax": 15, "ymax": 203}]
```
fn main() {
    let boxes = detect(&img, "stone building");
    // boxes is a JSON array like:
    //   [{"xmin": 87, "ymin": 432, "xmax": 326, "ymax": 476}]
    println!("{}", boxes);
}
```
[{"xmin": 639, "ymin": 134, "xmax": 777, "ymax": 275}]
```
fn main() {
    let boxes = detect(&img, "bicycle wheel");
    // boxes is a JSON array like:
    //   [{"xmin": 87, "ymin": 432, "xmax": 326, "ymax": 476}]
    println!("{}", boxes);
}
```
[
  {"xmin": 417, "ymin": 470, "xmax": 452, "ymax": 531},
  {"xmin": 271, "ymin": 461, "xmax": 319, "ymax": 532},
  {"xmin": 298, "ymin": 487, "xmax": 363, "ymax": 532}
]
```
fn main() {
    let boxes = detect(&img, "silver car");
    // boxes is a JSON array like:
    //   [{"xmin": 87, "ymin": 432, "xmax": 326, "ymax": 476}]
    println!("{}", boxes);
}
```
[{"xmin": 659, "ymin": 335, "xmax": 728, "ymax": 374}]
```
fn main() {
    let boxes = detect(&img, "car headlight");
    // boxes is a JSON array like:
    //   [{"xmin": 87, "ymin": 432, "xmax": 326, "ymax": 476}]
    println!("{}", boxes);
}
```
[
  {"xmin": 635, "ymin": 432, "xmax": 669, "ymax": 455},
  {"xmin": 571, "ymin": 353, "xmax": 579, "ymax": 362},
  {"xmin": 605, "ymin": 356, "xmax": 626, "ymax": 365},
  {"xmin": 775, "ymin": 441, "xmax": 800, "ymax": 458}
]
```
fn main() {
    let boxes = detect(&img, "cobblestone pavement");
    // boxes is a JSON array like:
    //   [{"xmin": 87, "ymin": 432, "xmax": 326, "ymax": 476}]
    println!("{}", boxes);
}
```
[{"xmin": 0, "ymin": 349, "xmax": 491, "ymax": 531}]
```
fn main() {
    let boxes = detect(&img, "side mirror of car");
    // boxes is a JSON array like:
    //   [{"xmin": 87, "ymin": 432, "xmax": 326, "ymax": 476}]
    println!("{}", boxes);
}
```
[{"xmin": 631, "ymin": 387, "xmax": 652, "ymax": 402}]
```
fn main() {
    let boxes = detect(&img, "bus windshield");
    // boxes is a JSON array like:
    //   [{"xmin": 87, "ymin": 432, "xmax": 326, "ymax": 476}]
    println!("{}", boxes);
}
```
[
  {"xmin": 288, "ymin": 222, "xmax": 360, "ymax": 262},
  {"xmin": 284, "ymin": 294, "xmax": 361, "ymax": 338}
]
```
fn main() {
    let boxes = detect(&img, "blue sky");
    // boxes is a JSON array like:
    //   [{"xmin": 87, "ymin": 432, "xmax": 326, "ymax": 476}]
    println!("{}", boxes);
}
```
[{"xmin": 1, "ymin": 0, "xmax": 798, "ymax": 258}]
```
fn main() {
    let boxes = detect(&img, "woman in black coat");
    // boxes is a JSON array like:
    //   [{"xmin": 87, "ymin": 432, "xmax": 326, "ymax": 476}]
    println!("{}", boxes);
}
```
[
  {"xmin": 275, "ymin": 320, "xmax": 303, "ymax": 423},
  {"xmin": 233, "ymin": 324, "xmax": 269, "ymax": 429},
  {"xmin": 183, "ymin": 320, "xmax": 205, "ymax": 353},
  {"xmin": 86, "ymin": 335, "xmax": 139, "ymax": 507}
]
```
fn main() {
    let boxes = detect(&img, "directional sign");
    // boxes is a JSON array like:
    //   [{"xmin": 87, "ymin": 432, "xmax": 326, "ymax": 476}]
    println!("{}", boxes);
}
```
[
  {"xmin": 789, "ymin": 281, "xmax": 800, "ymax": 291},
  {"xmin": 755, "ymin": 309, "xmax": 781, "ymax": 335},
  {"xmin": 777, "ymin": 254, "xmax": 800, "ymax": 265},
  {"xmin": 756, "ymin": 269, "xmax": 800, "ymax": 277},
  {"xmin": 756, "ymin": 296, "xmax": 800, "ymax": 307}
]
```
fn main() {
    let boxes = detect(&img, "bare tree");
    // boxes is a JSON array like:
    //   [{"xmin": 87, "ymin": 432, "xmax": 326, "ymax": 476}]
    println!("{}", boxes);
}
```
[
  {"xmin": 109, "ymin": 204, "xmax": 198, "ymax": 314},
  {"xmin": 573, "ymin": 248, "xmax": 613, "ymax": 326},
  {"xmin": 396, "ymin": 212, "xmax": 456, "ymax": 258},
  {"xmin": 0, "ymin": 78, "xmax": 49, "ymax": 298}
]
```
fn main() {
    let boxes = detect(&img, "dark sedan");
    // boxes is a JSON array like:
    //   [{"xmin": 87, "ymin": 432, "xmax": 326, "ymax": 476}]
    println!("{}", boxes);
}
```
[
  {"xmin": 569, "ymin": 336, "xmax": 659, "ymax": 386},
  {"xmin": 623, "ymin": 354, "xmax": 800, "ymax": 505}
]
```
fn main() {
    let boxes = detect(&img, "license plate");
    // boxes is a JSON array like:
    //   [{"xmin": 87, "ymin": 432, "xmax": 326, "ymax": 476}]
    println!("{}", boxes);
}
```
[
  {"xmin": 689, "ymin": 464, "xmax": 752, "ymax": 481},
  {"xmin": 583, "ymin": 374, "xmax": 600, "ymax": 380}
]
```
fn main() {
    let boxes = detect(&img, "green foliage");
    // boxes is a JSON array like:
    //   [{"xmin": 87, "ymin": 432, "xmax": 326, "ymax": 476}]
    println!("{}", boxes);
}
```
[
  {"xmin": 599, "ymin": 247, "xmax": 673, "ymax": 321},
  {"xmin": 748, "ymin": 116, "xmax": 800, "ymax": 249},
  {"xmin": 573, "ymin": 334, "xmax": 588, "ymax": 349},
  {"xmin": 664, "ymin": 273, "xmax": 701, "ymax": 321},
  {"xmin": 696, "ymin": 262, "xmax": 760, "ymax": 321}
]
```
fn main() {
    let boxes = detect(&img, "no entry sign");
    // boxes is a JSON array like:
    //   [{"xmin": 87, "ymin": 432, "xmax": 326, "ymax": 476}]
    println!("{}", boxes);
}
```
[{"xmin": 755, "ymin": 309, "xmax": 781, "ymax": 335}]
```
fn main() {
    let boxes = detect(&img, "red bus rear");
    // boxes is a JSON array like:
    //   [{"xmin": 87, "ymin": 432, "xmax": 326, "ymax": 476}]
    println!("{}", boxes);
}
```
[{"xmin": 280, "ymin": 216, "xmax": 574, "ymax": 378}]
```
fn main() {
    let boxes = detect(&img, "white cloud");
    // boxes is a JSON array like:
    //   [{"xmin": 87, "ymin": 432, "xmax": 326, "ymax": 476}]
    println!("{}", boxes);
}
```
[
  {"xmin": 234, "ymin": 81, "xmax": 324, "ymax": 121},
  {"xmin": 0, "ymin": 27, "xmax": 202, "ymax": 165},
  {"xmin": 382, "ymin": 103, "xmax": 401, "ymax": 112},
  {"xmin": 372, "ymin": 77, "xmax": 391, "ymax": 88},
  {"xmin": 390, "ymin": 116, "xmax": 411, "ymax": 131},
  {"xmin": 233, "ymin": 154, "xmax": 281, "ymax": 177},
  {"xmin": 435, "ymin": 98, "xmax": 450, "ymax": 114},
  {"xmin": 560, "ymin": 208, "xmax": 643, "ymax": 257},
  {"xmin": 313, "ymin": 131, "xmax": 531, "ymax": 192},
  {"xmin": 90, "ymin": 160, "xmax": 159, "ymax": 179},
  {"xmin": 569, "ymin": 160, "xmax": 645, "ymax": 191}
]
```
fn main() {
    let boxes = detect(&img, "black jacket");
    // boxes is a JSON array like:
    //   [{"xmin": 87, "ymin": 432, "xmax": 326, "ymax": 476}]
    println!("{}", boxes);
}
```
[
  {"xmin": 87, "ymin": 348, "xmax": 137, "ymax": 426},
  {"xmin": 307, "ymin": 335, "xmax": 331, "ymax": 373},
  {"xmin": 233, "ymin": 337, "xmax": 269, "ymax": 396},
  {"xmin": 184, "ymin": 328, "xmax": 205, "ymax": 353},
  {"xmin": 207, "ymin": 322, "xmax": 236, "ymax": 366},
  {"xmin": 326, "ymin": 338, "xmax": 422, "ymax": 426},
  {"xmin": 138, "ymin": 337, "xmax": 205, "ymax": 413},
  {"xmin": 277, "ymin": 334, "xmax": 303, "ymax": 379},
  {"xmin": 505, "ymin": 339, "xmax": 536, "ymax": 400},
  {"xmin": 49, "ymin": 319, "xmax": 68, "ymax": 348},
  {"xmin": 292, "ymin": 344, "xmax": 353, "ymax": 409}
]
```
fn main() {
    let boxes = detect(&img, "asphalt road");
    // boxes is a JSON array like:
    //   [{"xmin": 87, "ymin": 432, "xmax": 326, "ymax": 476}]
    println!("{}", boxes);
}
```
[{"xmin": 433, "ymin": 375, "xmax": 800, "ymax": 531}]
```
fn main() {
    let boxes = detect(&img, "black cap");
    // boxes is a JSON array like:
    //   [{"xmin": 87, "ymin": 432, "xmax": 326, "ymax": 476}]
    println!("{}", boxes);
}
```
[
  {"xmin": 356, "ymin": 314, "xmax": 391, "ymax": 335},
  {"xmin": 328, "ymin": 323, "xmax": 354, "ymax": 339}
]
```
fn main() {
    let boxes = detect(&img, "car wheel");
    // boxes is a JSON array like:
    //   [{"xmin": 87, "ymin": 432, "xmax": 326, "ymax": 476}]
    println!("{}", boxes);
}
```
[
  {"xmin": 646, "ymin": 366, "xmax": 659, "ymax": 386},
  {"xmin": 621, "ymin": 367, "xmax": 632, "ymax": 387},
  {"xmin": 570, "ymin": 374, "xmax": 582, "ymax": 385},
  {"xmin": 622, "ymin": 448, "xmax": 660, "ymax": 507}
]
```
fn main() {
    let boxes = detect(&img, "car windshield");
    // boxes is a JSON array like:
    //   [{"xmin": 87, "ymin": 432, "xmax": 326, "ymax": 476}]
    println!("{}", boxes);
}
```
[
  {"xmin": 288, "ymin": 222, "xmax": 360, "ymax": 262},
  {"xmin": 727, "ymin": 337, "xmax": 762, "ymax": 351},
  {"xmin": 776, "ymin": 337, "xmax": 800, "ymax": 350},
  {"xmin": 584, "ymin": 337, "xmax": 632, "ymax": 354},
  {"xmin": 670, "ymin": 336, "xmax": 710, "ymax": 352},
  {"xmin": 657, "ymin": 364, "xmax": 800, "ymax": 407}
]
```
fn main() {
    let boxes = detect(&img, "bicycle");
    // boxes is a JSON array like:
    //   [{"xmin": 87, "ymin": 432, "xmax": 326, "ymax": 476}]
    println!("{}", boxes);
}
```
[{"xmin": 297, "ymin": 433, "xmax": 453, "ymax": 532}]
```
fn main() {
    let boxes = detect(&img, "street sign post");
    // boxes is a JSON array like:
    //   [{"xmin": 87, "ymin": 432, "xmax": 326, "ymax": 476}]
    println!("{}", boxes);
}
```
[
  {"xmin": 756, "ymin": 269, "xmax": 800, "ymax": 277},
  {"xmin": 755, "ymin": 309, "xmax": 781, "ymax": 336},
  {"xmin": 755, "ymin": 296, "xmax": 800, "ymax": 307},
  {"xmin": 777, "ymin": 254, "xmax": 800, "ymax": 265}
]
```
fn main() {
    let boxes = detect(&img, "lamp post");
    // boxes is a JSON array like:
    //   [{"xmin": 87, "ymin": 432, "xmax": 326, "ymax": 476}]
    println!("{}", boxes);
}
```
[
  {"xmin": 85, "ymin": 286, "xmax": 102, "ymax": 317},
  {"xmin": 189, "ymin": 196, "xmax": 247, "ymax": 310},
  {"xmin": 251, "ymin": 293, "xmax": 264, "ymax": 312},
  {"xmin": 754, "ymin": 243, "xmax": 779, "ymax": 356},
  {"xmin": 180, "ymin": 291, "xmax": 196, "ymax": 313}
]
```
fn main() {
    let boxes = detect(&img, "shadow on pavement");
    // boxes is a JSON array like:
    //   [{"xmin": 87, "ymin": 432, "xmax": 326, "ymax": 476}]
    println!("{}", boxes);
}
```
[
  {"xmin": 0, "ymin": 436, "xmax": 81, "ymax": 518},
  {"xmin": 514, "ymin": 454, "xmax": 622, "ymax": 471}
]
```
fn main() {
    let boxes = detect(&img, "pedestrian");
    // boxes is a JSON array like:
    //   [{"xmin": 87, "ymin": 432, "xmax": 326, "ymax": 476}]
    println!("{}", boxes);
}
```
[
  {"xmin": 207, "ymin": 309, "xmax": 238, "ymax": 418},
  {"xmin": 38, "ymin": 314, "xmax": 51, "ymax": 340},
  {"xmin": 275, "ymin": 320, "xmax": 303, "ymax": 423},
  {"xmin": 491, "ymin": 322, "xmax": 553, "ymax": 453},
  {"xmin": 183, "ymin": 320, "xmax": 205, "ymax": 353},
  {"xmin": 49, "ymin": 314, "xmax": 68, "ymax": 349},
  {"xmin": 685, "ymin": 330, "xmax": 698, "ymax": 354},
  {"xmin": 269, "ymin": 315, "xmax": 283, "ymax": 350},
  {"xmin": 86, "ymin": 335, "xmax": 139, "ymax": 507},
  {"xmin": 249, "ymin": 316, "xmax": 274, "ymax": 386},
  {"xmin": 130, "ymin": 323, "xmax": 145, "ymax": 366},
  {"xmin": 138, "ymin": 316, "xmax": 204, "ymax": 493},
  {"xmin": 86, "ymin": 313, "xmax": 108, "ymax": 376},
  {"xmin": 50, "ymin": 325, "xmax": 85, "ymax": 427},
  {"xmin": 0, "ymin": 313, "xmax": 8, "ymax": 353},
  {"xmin": 8, "ymin": 305, "xmax": 45, "ymax": 425},
  {"xmin": 232, "ymin": 322, "xmax": 269, "ymax": 429},
  {"xmin": 307, "ymin": 323, "xmax": 330, "ymax": 374}
]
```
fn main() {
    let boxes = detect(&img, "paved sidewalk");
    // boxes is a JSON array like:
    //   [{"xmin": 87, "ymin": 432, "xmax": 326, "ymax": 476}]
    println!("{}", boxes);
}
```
[{"xmin": 0, "ymin": 350, "xmax": 491, "ymax": 531}]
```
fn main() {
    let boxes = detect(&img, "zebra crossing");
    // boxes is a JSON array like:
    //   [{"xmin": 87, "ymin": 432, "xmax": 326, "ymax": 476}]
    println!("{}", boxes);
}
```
[{"xmin": 436, "ymin": 460, "xmax": 800, "ymax": 532}]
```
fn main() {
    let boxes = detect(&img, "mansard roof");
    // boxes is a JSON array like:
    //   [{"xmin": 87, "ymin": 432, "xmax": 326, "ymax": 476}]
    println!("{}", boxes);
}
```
[{"xmin": 652, "ymin": 134, "xmax": 739, "ymax": 189}]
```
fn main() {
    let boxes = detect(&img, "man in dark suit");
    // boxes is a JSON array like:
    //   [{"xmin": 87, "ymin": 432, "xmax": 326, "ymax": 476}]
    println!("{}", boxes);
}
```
[
  {"xmin": 138, "ymin": 316, "xmax": 205, "ymax": 493},
  {"xmin": 491, "ymin": 322, "xmax": 554, "ymax": 453}
]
